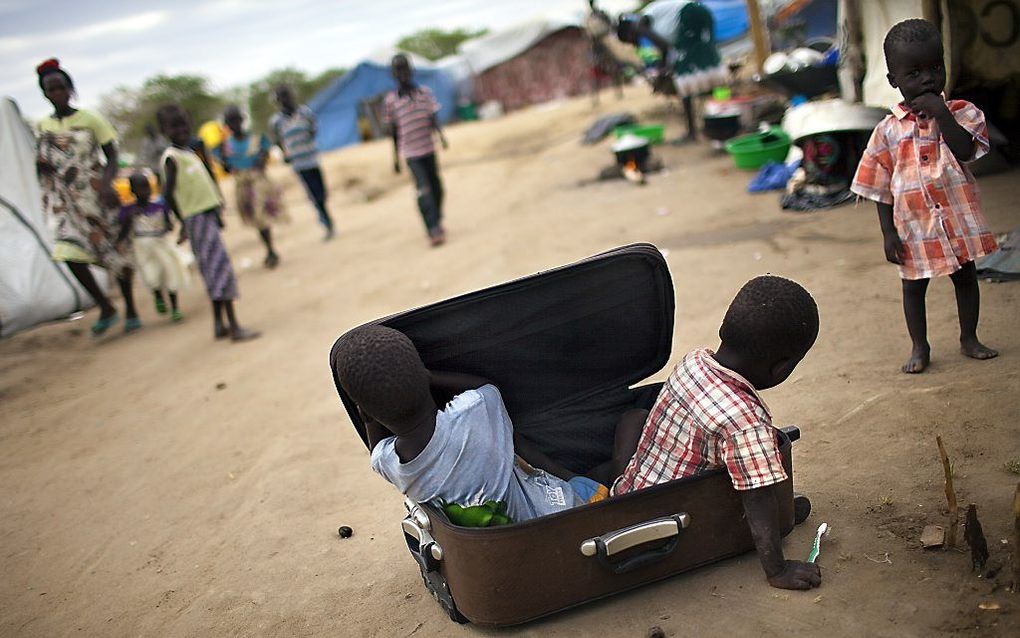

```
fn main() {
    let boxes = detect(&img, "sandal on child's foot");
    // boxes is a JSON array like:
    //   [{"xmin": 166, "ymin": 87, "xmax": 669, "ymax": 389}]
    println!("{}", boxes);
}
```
[
  {"xmin": 171, "ymin": 310, "xmax": 184, "ymax": 322},
  {"xmin": 91, "ymin": 312, "xmax": 120, "ymax": 337},
  {"xmin": 214, "ymin": 326, "xmax": 230, "ymax": 340},
  {"xmin": 154, "ymin": 298, "xmax": 167, "ymax": 314},
  {"xmin": 264, "ymin": 253, "xmax": 280, "ymax": 269},
  {"xmin": 231, "ymin": 328, "xmax": 261, "ymax": 343},
  {"xmin": 124, "ymin": 317, "xmax": 143, "ymax": 334}
]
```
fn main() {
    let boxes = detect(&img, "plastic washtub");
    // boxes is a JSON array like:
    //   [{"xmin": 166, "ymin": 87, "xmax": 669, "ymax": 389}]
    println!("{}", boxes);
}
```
[
  {"xmin": 724, "ymin": 127, "xmax": 792, "ymax": 170},
  {"xmin": 613, "ymin": 123, "xmax": 665, "ymax": 145}
]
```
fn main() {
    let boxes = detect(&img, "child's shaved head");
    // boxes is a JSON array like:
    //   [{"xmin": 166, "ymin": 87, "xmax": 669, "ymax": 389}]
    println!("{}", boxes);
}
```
[
  {"xmin": 128, "ymin": 172, "xmax": 149, "ymax": 189},
  {"xmin": 883, "ymin": 18, "xmax": 942, "ymax": 67},
  {"xmin": 720, "ymin": 276, "xmax": 819, "ymax": 362},
  {"xmin": 128, "ymin": 171, "xmax": 151, "ymax": 201},
  {"xmin": 332, "ymin": 325, "xmax": 431, "ymax": 426}
]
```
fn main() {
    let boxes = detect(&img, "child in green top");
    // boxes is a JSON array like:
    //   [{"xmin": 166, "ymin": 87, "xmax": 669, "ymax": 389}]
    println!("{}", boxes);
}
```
[{"xmin": 157, "ymin": 104, "xmax": 259, "ymax": 343}]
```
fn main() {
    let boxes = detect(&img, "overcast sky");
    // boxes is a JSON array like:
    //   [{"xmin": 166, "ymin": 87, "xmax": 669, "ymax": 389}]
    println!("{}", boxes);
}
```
[{"xmin": 2, "ymin": 0, "xmax": 636, "ymax": 119}]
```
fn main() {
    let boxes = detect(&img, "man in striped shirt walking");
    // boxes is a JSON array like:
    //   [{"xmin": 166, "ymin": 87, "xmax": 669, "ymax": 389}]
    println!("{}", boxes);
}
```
[{"xmin": 384, "ymin": 54, "xmax": 449, "ymax": 246}]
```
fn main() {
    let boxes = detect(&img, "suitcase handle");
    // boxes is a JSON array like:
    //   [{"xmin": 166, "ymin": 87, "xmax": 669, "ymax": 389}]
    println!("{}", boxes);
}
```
[
  {"xmin": 580, "ymin": 513, "xmax": 691, "ymax": 574},
  {"xmin": 402, "ymin": 516, "xmax": 443, "ymax": 571}
]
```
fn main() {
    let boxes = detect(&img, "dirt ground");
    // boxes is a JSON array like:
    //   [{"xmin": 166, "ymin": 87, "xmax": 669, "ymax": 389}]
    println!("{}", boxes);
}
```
[{"xmin": 2, "ymin": 86, "xmax": 1018, "ymax": 637}]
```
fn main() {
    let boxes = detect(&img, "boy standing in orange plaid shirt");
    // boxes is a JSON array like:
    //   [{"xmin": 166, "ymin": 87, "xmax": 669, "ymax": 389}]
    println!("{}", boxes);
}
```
[{"xmin": 852, "ymin": 19, "xmax": 998, "ymax": 374}]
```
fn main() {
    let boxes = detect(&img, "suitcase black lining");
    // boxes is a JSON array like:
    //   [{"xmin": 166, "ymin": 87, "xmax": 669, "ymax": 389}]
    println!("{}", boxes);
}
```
[{"xmin": 332, "ymin": 244, "xmax": 675, "ymax": 474}]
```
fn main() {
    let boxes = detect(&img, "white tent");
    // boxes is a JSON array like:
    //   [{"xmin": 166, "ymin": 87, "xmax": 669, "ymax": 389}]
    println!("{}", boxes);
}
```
[
  {"xmin": 459, "ymin": 17, "xmax": 578, "ymax": 76},
  {"xmin": 851, "ymin": 0, "xmax": 927, "ymax": 108},
  {"xmin": 0, "ymin": 97, "xmax": 95, "ymax": 338}
]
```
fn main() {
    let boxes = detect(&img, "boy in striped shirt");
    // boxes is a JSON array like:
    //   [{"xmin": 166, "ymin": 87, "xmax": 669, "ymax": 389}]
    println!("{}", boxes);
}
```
[
  {"xmin": 384, "ymin": 54, "xmax": 449, "ymax": 246},
  {"xmin": 269, "ymin": 86, "xmax": 336, "ymax": 240}
]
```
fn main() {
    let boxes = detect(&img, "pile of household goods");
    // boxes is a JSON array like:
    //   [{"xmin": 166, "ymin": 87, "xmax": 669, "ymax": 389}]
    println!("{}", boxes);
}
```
[
  {"xmin": 757, "ymin": 39, "xmax": 839, "ymax": 100},
  {"xmin": 709, "ymin": 31, "xmax": 888, "ymax": 212},
  {"xmin": 776, "ymin": 99, "xmax": 887, "ymax": 211}
]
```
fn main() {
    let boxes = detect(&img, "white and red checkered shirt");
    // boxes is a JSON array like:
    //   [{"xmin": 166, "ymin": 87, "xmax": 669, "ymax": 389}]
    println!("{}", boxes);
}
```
[
  {"xmin": 612, "ymin": 349, "xmax": 788, "ymax": 495},
  {"xmin": 383, "ymin": 86, "xmax": 439, "ymax": 160},
  {"xmin": 851, "ymin": 99, "xmax": 997, "ymax": 280}
]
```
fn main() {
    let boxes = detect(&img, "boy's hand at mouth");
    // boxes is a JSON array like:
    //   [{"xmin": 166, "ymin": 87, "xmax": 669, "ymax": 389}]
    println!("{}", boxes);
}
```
[{"xmin": 909, "ymin": 93, "xmax": 947, "ymax": 120}]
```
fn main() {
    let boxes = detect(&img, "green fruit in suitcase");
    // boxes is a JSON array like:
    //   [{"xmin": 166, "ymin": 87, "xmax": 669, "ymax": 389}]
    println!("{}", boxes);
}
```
[
  {"xmin": 442, "ymin": 503, "xmax": 467, "ymax": 525},
  {"xmin": 441, "ymin": 502, "xmax": 490, "ymax": 526},
  {"xmin": 489, "ymin": 513, "xmax": 511, "ymax": 526},
  {"xmin": 482, "ymin": 500, "xmax": 508, "ymax": 515},
  {"xmin": 460, "ymin": 506, "xmax": 493, "ymax": 527},
  {"xmin": 442, "ymin": 501, "xmax": 513, "ymax": 527}
]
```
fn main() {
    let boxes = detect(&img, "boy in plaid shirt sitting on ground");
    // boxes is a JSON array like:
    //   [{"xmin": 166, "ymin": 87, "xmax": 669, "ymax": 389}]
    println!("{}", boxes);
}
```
[
  {"xmin": 613, "ymin": 276, "xmax": 822, "ymax": 591},
  {"xmin": 851, "ymin": 18, "xmax": 998, "ymax": 374}
]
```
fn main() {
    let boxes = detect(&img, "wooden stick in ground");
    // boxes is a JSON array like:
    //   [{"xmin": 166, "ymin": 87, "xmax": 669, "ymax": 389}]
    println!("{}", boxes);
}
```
[
  {"xmin": 1012, "ymin": 482, "xmax": 1019, "ymax": 593},
  {"xmin": 745, "ymin": 0, "xmax": 770, "ymax": 74},
  {"xmin": 936, "ymin": 435, "xmax": 958, "ymax": 549}
]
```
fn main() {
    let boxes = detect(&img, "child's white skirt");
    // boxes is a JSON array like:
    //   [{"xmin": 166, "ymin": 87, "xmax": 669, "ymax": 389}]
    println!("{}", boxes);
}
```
[{"xmin": 132, "ymin": 236, "xmax": 190, "ymax": 292}]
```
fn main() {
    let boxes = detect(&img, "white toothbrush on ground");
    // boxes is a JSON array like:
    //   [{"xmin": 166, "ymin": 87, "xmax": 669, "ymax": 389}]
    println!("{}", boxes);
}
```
[{"xmin": 807, "ymin": 522, "xmax": 829, "ymax": 563}]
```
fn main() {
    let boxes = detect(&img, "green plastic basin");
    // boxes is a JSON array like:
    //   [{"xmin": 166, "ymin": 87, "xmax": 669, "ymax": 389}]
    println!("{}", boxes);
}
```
[
  {"xmin": 724, "ymin": 127, "xmax": 792, "ymax": 170},
  {"xmin": 613, "ymin": 123, "xmax": 665, "ymax": 145}
]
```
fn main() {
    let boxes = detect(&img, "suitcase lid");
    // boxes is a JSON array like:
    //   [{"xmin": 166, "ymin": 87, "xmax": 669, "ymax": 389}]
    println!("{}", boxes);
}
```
[{"xmin": 331, "ymin": 243, "xmax": 675, "ymax": 450}]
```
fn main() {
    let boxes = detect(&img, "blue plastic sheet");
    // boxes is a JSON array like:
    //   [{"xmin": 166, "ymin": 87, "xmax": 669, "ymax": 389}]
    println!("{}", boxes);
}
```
[
  {"xmin": 308, "ymin": 62, "xmax": 457, "ymax": 152},
  {"xmin": 748, "ymin": 160, "xmax": 798, "ymax": 193},
  {"xmin": 643, "ymin": 0, "xmax": 750, "ymax": 44}
]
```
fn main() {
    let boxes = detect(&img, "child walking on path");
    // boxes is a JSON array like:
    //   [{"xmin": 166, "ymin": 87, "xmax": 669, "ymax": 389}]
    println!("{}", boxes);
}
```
[
  {"xmin": 268, "ymin": 86, "xmax": 335, "ymax": 241},
  {"xmin": 116, "ymin": 172, "xmax": 189, "ymax": 322},
  {"xmin": 851, "ymin": 19, "xmax": 998, "ymax": 374},
  {"xmin": 217, "ymin": 104, "xmax": 287, "ymax": 269},
  {"xmin": 384, "ymin": 54, "xmax": 449, "ymax": 247},
  {"xmin": 157, "ymin": 104, "xmax": 259, "ymax": 343}
]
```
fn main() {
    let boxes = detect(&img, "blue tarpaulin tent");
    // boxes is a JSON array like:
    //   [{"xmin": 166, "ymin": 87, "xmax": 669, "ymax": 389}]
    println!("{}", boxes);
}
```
[
  {"xmin": 643, "ymin": 0, "xmax": 750, "ymax": 44},
  {"xmin": 307, "ymin": 58, "xmax": 457, "ymax": 152}
]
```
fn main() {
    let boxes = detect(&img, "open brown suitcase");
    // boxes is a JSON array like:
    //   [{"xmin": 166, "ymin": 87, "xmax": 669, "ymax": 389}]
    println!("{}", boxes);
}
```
[{"xmin": 330, "ymin": 243, "xmax": 810, "ymax": 627}]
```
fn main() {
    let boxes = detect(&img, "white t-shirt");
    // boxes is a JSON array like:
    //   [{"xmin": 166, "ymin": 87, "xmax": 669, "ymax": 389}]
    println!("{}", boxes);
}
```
[{"xmin": 370, "ymin": 385, "xmax": 583, "ymax": 522}]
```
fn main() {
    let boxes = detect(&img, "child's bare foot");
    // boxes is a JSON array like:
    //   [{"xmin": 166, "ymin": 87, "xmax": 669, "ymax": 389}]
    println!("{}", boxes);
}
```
[
  {"xmin": 902, "ymin": 346, "xmax": 930, "ymax": 374},
  {"xmin": 961, "ymin": 339, "xmax": 998, "ymax": 360},
  {"xmin": 230, "ymin": 327, "xmax": 261, "ymax": 343}
]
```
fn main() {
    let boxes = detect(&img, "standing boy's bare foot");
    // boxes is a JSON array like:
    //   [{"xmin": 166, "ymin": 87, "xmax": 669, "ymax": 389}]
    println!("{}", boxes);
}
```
[
  {"xmin": 961, "ymin": 339, "xmax": 998, "ymax": 360},
  {"xmin": 902, "ymin": 346, "xmax": 930, "ymax": 374}
]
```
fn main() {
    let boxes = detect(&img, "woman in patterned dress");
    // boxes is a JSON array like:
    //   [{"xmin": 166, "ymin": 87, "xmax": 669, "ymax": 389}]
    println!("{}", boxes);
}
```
[{"xmin": 35, "ymin": 59, "xmax": 139, "ymax": 336}]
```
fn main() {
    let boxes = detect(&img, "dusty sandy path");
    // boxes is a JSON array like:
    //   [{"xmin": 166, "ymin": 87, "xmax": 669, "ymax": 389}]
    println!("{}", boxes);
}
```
[{"xmin": 2, "ymin": 88, "xmax": 1018, "ymax": 637}]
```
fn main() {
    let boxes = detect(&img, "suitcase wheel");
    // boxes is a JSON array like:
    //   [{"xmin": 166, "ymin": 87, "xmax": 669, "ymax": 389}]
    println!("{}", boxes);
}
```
[
  {"xmin": 420, "ymin": 568, "xmax": 468, "ymax": 624},
  {"xmin": 794, "ymin": 493, "xmax": 811, "ymax": 525}
]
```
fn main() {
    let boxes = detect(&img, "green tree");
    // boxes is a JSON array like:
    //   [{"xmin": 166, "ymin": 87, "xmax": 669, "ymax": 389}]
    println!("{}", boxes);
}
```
[
  {"xmin": 246, "ymin": 66, "xmax": 347, "ymax": 133},
  {"xmin": 100, "ymin": 74, "xmax": 226, "ymax": 151},
  {"xmin": 141, "ymin": 74, "xmax": 225, "ymax": 124},
  {"xmin": 396, "ymin": 27, "xmax": 488, "ymax": 61},
  {"xmin": 99, "ymin": 67, "xmax": 347, "ymax": 153}
]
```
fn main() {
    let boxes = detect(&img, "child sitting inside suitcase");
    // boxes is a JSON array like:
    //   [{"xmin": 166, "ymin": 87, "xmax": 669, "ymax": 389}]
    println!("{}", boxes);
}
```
[
  {"xmin": 613, "ymin": 275, "xmax": 823, "ymax": 591},
  {"xmin": 332, "ymin": 325, "xmax": 647, "ymax": 524}
]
